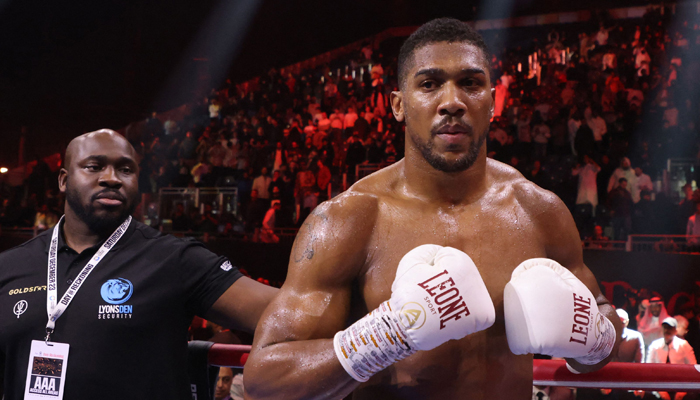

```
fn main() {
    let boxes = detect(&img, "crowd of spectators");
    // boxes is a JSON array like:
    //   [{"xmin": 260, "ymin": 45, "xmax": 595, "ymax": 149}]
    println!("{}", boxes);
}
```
[
  {"xmin": 130, "ymin": 6, "xmax": 700, "ymax": 243},
  {"xmin": 125, "ymin": 51, "xmax": 405, "ymax": 241},
  {"xmin": 482, "ymin": 8, "xmax": 700, "ymax": 243},
  {"xmin": 576, "ymin": 286, "xmax": 700, "ymax": 400},
  {"xmin": 1, "ymin": 6, "xmax": 700, "ymax": 247},
  {"xmin": 3, "ymin": 9, "xmax": 700, "ymax": 398}
]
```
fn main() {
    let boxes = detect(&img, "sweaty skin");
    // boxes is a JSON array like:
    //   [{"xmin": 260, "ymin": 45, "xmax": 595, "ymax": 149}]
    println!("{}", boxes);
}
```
[{"xmin": 244, "ymin": 41, "xmax": 621, "ymax": 400}]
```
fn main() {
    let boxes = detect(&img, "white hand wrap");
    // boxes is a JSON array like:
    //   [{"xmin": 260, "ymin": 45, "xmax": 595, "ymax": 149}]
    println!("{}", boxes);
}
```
[
  {"xmin": 333, "ymin": 301, "xmax": 415, "ymax": 382},
  {"xmin": 334, "ymin": 245, "xmax": 495, "ymax": 381}
]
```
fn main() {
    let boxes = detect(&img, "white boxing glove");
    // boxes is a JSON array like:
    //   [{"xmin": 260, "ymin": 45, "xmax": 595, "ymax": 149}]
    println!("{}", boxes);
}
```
[
  {"xmin": 504, "ymin": 258, "xmax": 616, "ymax": 367},
  {"xmin": 334, "ymin": 245, "xmax": 495, "ymax": 381},
  {"xmin": 390, "ymin": 244, "xmax": 496, "ymax": 350}
]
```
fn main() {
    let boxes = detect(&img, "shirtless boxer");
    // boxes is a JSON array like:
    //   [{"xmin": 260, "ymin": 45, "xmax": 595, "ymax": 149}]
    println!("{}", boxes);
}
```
[{"xmin": 244, "ymin": 18, "xmax": 622, "ymax": 400}]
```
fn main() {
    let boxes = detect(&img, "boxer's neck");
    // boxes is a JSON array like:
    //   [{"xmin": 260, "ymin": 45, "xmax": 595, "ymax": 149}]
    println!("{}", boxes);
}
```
[{"xmin": 402, "ymin": 144, "xmax": 488, "ymax": 205}]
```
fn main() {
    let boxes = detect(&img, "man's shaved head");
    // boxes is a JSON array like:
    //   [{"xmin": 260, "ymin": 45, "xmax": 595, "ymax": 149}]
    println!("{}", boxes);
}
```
[{"xmin": 64, "ymin": 129, "xmax": 136, "ymax": 170}]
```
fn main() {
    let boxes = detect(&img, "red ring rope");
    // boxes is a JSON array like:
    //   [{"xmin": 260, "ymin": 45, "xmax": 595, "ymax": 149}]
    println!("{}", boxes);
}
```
[
  {"xmin": 208, "ymin": 344, "xmax": 250, "ymax": 367},
  {"xmin": 205, "ymin": 344, "xmax": 700, "ymax": 392},
  {"xmin": 533, "ymin": 359, "xmax": 700, "ymax": 392}
]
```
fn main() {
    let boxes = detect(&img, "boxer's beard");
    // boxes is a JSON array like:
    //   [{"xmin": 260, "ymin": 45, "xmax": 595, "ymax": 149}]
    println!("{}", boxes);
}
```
[
  {"xmin": 66, "ymin": 181, "xmax": 137, "ymax": 234},
  {"xmin": 411, "ymin": 125, "xmax": 487, "ymax": 173}
]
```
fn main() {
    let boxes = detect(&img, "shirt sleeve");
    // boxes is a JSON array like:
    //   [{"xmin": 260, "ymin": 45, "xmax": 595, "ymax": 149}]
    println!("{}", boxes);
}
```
[
  {"xmin": 252, "ymin": 178, "xmax": 260, "ymax": 193},
  {"xmin": 683, "ymin": 342, "xmax": 697, "ymax": 364},
  {"xmin": 646, "ymin": 345, "xmax": 656, "ymax": 363},
  {"xmin": 176, "ymin": 239, "xmax": 243, "ymax": 316}
]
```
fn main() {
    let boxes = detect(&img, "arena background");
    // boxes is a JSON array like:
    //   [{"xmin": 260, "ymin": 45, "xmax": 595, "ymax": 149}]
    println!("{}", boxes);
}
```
[
  {"xmin": 3, "ymin": 0, "xmax": 700, "ymax": 396},
  {"xmin": 2, "ymin": 0, "xmax": 700, "ymax": 330},
  {"xmin": 0, "ymin": 0, "xmax": 668, "ymax": 164}
]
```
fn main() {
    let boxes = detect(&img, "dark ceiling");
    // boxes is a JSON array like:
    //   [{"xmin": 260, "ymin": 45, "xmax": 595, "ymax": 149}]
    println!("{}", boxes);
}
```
[{"xmin": 0, "ymin": 0, "xmax": 653, "ymax": 165}]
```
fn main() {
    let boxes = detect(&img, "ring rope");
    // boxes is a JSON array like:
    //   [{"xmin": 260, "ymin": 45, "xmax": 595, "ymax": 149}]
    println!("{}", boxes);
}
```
[
  {"xmin": 208, "ymin": 344, "xmax": 251, "ymax": 368},
  {"xmin": 533, "ymin": 359, "xmax": 700, "ymax": 392},
  {"xmin": 205, "ymin": 344, "xmax": 700, "ymax": 392}
]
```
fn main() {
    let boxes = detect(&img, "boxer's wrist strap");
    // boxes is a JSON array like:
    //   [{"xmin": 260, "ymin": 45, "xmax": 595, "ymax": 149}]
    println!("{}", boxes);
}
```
[
  {"xmin": 333, "ymin": 301, "xmax": 417, "ymax": 382},
  {"xmin": 573, "ymin": 313, "xmax": 616, "ymax": 365}
]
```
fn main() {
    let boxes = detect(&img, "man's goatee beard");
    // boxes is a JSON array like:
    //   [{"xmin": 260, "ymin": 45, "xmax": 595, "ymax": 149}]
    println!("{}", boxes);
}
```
[{"xmin": 65, "ymin": 183, "xmax": 136, "ymax": 234}]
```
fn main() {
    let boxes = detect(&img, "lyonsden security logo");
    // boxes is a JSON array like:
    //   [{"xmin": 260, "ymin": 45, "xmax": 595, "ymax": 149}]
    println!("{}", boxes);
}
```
[
  {"xmin": 13, "ymin": 300, "xmax": 28, "ymax": 318},
  {"xmin": 98, "ymin": 278, "xmax": 134, "ymax": 320},
  {"xmin": 400, "ymin": 302, "xmax": 426, "ymax": 330},
  {"xmin": 220, "ymin": 261, "xmax": 233, "ymax": 272},
  {"xmin": 28, "ymin": 356, "xmax": 63, "ymax": 396},
  {"xmin": 100, "ymin": 278, "xmax": 133, "ymax": 304}
]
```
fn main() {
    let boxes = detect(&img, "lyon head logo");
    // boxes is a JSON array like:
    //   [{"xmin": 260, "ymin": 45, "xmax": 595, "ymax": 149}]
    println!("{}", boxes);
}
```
[
  {"xmin": 400, "ymin": 302, "xmax": 427, "ymax": 330},
  {"xmin": 100, "ymin": 278, "xmax": 133, "ymax": 304}
]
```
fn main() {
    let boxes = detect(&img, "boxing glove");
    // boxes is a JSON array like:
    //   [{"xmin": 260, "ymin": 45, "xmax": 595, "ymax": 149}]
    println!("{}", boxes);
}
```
[
  {"xmin": 504, "ymin": 258, "xmax": 615, "ymax": 366},
  {"xmin": 334, "ymin": 245, "xmax": 495, "ymax": 381}
]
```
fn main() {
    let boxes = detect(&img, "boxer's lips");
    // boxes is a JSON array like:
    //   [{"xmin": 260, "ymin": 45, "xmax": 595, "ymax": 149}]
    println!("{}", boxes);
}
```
[{"xmin": 436, "ymin": 125, "xmax": 471, "ymax": 145}]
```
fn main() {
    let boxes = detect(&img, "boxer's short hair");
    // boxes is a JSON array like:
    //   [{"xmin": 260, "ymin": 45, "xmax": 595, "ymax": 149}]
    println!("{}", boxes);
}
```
[{"xmin": 397, "ymin": 18, "xmax": 490, "ymax": 90}]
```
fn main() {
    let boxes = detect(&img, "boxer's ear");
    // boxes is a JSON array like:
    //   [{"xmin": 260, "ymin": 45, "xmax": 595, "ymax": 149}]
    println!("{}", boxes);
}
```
[{"xmin": 391, "ymin": 91, "xmax": 405, "ymax": 122}]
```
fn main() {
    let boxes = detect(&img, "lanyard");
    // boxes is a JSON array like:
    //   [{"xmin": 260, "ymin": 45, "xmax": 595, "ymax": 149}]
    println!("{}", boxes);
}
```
[{"xmin": 45, "ymin": 215, "xmax": 132, "ymax": 342}]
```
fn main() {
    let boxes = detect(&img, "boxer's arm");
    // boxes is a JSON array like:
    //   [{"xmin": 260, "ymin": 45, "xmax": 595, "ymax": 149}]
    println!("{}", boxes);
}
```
[
  {"xmin": 537, "ymin": 192, "xmax": 623, "ymax": 373},
  {"xmin": 244, "ymin": 196, "xmax": 376, "ymax": 400},
  {"xmin": 205, "ymin": 277, "xmax": 278, "ymax": 332}
]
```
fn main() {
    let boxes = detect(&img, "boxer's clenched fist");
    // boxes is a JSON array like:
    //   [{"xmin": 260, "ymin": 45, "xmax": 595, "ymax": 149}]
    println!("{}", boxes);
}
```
[
  {"xmin": 504, "ymin": 258, "xmax": 615, "ymax": 368},
  {"xmin": 334, "ymin": 244, "xmax": 495, "ymax": 381},
  {"xmin": 389, "ymin": 244, "xmax": 496, "ymax": 350}
]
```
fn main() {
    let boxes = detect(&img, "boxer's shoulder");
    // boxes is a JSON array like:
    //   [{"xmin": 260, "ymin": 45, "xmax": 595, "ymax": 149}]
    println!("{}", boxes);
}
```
[
  {"xmin": 348, "ymin": 160, "xmax": 401, "ymax": 199},
  {"xmin": 486, "ymin": 158, "xmax": 577, "ymax": 257},
  {"xmin": 316, "ymin": 186, "xmax": 381, "ymax": 227},
  {"xmin": 289, "ymin": 189, "xmax": 379, "ymax": 281},
  {"xmin": 486, "ymin": 158, "xmax": 567, "ymax": 218}
]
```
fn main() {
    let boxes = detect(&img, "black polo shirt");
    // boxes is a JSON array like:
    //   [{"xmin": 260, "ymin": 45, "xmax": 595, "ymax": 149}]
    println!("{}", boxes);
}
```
[{"xmin": 0, "ymin": 219, "xmax": 242, "ymax": 399}]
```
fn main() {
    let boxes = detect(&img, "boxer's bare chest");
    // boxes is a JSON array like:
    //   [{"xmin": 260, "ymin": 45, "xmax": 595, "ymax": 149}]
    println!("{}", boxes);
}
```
[
  {"xmin": 352, "ymin": 193, "xmax": 546, "ymax": 399},
  {"xmin": 359, "ymin": 194, "xmax": 547, "ymax": 311}
]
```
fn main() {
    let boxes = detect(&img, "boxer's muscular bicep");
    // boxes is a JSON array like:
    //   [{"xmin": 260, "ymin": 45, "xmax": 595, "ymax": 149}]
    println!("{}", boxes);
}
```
[
  {"xmin": 253, "ymin": 201, "xmax": 370, "ymax": 347},
  {"xmin": 539, "ymin": 194, "xmax": 623, "ymax": 372},
  {"xmin": 245, "ymin": 196, "xmax": 377, "ymax": 400},
  {"xmin": 539, "ymin": 194, "xmax": 602, "ymax": 298}
]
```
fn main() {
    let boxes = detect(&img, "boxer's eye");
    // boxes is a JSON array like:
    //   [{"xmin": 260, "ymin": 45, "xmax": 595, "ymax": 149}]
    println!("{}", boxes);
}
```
[{"xmin": 420, "ymin": 80, "xmax": 438, "ymax": 90}]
